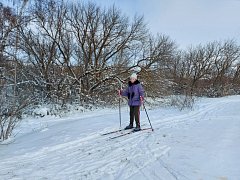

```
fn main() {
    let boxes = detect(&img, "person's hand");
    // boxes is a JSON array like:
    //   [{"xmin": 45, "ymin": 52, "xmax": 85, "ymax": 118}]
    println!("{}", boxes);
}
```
[
  {"xmin": 118, "ymin": 89, "xmax": 122, "ymax": 96},
  {"xmin": 140, "ymin": 96, "xmax": 144, "ymax": 104}
]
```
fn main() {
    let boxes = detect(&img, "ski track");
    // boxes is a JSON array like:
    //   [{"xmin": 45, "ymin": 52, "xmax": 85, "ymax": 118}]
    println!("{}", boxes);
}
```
[
  {"xmin": 0, "ymin": 123, "xmax": 170, "ymax": 179},
  {"xmin": 0, "ymin": 96, "xmax": 240, "ymax": 179}
]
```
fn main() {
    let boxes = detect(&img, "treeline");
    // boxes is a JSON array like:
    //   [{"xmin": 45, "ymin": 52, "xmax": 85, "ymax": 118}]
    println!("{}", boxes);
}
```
[{"xmin": 1, "ymin": 0, "xmax": 240, "ymax": 140}]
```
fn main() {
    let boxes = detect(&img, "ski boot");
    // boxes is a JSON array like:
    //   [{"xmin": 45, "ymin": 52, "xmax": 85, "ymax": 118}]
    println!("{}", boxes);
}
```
[
  {"xmin": 133, "ymin": 126, "xmax": 141, "ymax": 132},
  {"xmin": 124, "ymin": 124, "xmax": 133, "ymax": 130}
]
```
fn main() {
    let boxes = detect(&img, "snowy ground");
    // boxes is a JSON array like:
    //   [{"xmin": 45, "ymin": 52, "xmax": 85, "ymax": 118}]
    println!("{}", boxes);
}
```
[{"xmin": 0, "ymin": 96, "xmax": 240, "ymax": 180}]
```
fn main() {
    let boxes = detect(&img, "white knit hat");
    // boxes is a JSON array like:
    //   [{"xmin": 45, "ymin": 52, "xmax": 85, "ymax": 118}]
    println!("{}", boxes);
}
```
[{"xmin": 130, "ymin": 73, "xmax": 137, "ymax": 79}]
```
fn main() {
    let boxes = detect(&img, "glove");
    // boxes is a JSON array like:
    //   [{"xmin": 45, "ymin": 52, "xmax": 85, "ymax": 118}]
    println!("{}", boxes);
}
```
[{"xmin": 140, "ymin": 96, "xmax": 144, "ymax": 104}]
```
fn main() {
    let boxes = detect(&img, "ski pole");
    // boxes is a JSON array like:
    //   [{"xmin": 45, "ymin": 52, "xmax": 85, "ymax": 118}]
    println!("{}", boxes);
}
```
[
  {"xmin": 115, "ymin": 77, "xmax": 123, "ymax": 129},
  {"xmin": 119, "ymin": 95, "xmax": 122, "ymax": 129},
  {"xmin": 143, "ymin": 103, "xmax": 154, "ymax": 131}
]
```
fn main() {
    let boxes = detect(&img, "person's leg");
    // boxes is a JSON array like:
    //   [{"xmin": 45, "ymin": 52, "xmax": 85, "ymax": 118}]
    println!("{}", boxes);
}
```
[
  {"xmin": 129, "ymin": 106, "xmax": 134, "ymax": 126},
  {"xmin": 125, "ymin": 106, "xmax": 134, "ymax": 129},
  {"xmin": 134, "ymin": 106, "xmax": 140, "ymax": 128}
]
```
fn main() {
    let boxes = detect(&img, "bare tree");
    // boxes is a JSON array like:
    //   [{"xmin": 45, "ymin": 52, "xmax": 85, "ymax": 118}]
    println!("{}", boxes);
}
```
[
  {"xmin": 211, "ymin": 40, "xmax": 240, "ymax": 96},
  {"xmin": 17, "ymin": 0, "xmax": 66, "ymax": 100},
  {"xmin": 175, "ymin": 43, "xmax": 216, "ymax": 96},
  {"xmin": 171, "ymin": 40, "xmax": 240, "ymax": 97},
  {"xmin": 0, "ymin": 2, "xmax": 26, "ymax": 141},
  {"xmin": 136, "ymin": 34, "xmax": 178, "ymax": 97},
  {"xmin": 67, "ymin": 2, "xmax": 148, "ymax": 100},
  {"xmin": 0, "ymin": 3, "xmax": 18, "ymax": 62}
]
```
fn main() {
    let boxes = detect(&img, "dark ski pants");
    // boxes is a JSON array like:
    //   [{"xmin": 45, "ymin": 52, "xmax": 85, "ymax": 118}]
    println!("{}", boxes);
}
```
[{"xmin": 129, "ymin": 106, "xmax": 140, "ymax": 128}]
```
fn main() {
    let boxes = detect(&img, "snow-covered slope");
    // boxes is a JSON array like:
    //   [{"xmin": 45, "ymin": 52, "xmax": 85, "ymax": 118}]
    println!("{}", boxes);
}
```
[{"xmin": 0, "ymin": 96, "xmax": 240, "ymax": 180}]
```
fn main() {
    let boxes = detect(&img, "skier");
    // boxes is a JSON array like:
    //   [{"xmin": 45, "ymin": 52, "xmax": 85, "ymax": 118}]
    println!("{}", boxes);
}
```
[{"xmin": 119, "ymin": 73, "xmax": 144, "ymax": 131}]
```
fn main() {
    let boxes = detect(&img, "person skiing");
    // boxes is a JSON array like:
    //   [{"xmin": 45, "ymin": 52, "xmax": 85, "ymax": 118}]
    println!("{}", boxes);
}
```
[{"xmin": 119, "ymin": 73, "xmax": 144, "ymax": 131}]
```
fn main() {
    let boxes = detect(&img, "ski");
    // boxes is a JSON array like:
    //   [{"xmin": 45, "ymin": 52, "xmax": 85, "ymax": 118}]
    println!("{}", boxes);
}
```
[
  {"xmin": 109, "ymin": 128, "xmax": 153, "ymax": 139},
  {"xmin": 101, "ymin": 128, "xmax": 134, "ymax": 136},
  {"xmin": 101, "ymin": 129, "xmax": 126, "ymax": 136}
]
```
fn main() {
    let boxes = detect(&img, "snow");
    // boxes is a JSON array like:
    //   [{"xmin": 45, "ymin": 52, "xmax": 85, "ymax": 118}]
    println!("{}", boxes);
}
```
[{"xmin": 0, "ymin": 96, "xmax": 240, "ymax": 180}]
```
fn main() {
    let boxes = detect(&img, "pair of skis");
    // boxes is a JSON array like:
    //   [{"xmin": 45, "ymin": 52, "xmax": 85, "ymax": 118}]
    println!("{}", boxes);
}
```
[{"xmin": 102, "ymin": 127, "xmax": 153, "ymax": 139}]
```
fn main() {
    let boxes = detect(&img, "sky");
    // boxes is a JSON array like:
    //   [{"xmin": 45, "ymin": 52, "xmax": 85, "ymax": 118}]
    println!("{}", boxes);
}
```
[
  {"xmin": 2, "ymin": 0, "xmax": 240, "ymax": 49},
  {"xmin": 81, "ymin": 0, "xmax": 240, "ymax": 49}
]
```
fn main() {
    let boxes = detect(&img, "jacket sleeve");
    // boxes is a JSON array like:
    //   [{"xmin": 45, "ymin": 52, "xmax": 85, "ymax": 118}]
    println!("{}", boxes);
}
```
[
  {"xmin": 138, "ymin": 84, "xmax": 144, "ymax": 98},
  {"xmin": 121, "ymin": 87, "xmax": 129, "ymax": 97}
]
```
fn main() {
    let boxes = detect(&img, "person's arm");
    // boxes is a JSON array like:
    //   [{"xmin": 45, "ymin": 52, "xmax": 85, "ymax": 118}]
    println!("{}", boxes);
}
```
[
  {"xmin": 118, "ymin": 85, "xmax": 129, "ymax": 97},
  {"xmin": 120, "ymin": 87, "xmax": 129, "ymax": 97},
  {"xmin": 139, "ymin": 84, "xmax": 144, "ymax": 98},
  {"xmin": 139, "ymin": 84, "xmax": 144, "ymax": 103}
]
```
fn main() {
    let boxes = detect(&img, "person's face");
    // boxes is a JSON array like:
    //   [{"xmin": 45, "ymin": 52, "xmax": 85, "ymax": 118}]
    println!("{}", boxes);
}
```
[{"xmin": 130, "ymin": 77, "xmax": 136, "ymax": 83}]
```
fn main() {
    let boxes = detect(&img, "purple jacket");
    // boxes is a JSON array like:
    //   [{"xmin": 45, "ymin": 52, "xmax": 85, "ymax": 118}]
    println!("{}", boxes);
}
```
[{"xmin": 121, "ymin": 80, "xmax": 144, "ymax": 106}]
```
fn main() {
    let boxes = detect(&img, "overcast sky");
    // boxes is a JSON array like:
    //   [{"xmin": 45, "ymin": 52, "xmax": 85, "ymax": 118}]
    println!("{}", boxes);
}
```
[
  {"xmin": 83, "ymin": 0, "xmax": 240, "ymax": 49},
  {"xmin": 2, "ymin": 0, "xmax": 240, "ymax": 49}
]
